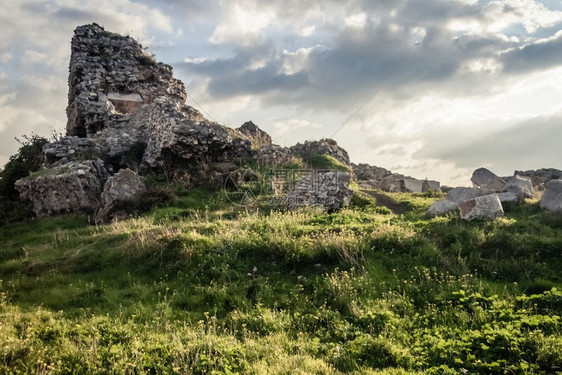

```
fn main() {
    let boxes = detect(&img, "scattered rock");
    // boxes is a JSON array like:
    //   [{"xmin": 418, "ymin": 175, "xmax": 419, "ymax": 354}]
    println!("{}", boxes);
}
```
[
  {"xmin": 504, "ymin": 175, "xmax": 534, "ymax": 201},
  {"xmin": 459, "ymin": 195, "xmax": 504, "ymax": 221},
  {"xmin": 471, "ymin": 168, "xmax": 506, "ymax": 191},
  {"xmin": 426, "ymin": 200, "xmax": 459, "ymax": 218},
  {"xmin": 15, "ymin": 159, "xmax": 109, "ymax": 217},
  {"xmin": 94, "ymin": 169, "xmax": 146, "ymax": 223},
  {"xmin": 540, "ymin": 179, "xmax": 562, "ymax": 212},
  {"xmin": 446, "ymin": 187, "xmax": 494, "ymax": 203},
  {"xmin": 353, "ymin": 163, "xmax": 440, "ymax": 193}
]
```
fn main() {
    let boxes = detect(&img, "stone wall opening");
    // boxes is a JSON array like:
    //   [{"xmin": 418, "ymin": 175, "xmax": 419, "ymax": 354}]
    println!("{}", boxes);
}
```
[{"xmin": 108, "ymin": 92, "xmax": 144, "ymax": 114}]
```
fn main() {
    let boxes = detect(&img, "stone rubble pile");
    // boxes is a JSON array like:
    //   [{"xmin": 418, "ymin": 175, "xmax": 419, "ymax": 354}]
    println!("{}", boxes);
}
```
[
  {"xmin": 255, "ymin": 145, "xmax": 295, "ymax": 166},
  {"xmin": 426, "ymin": 167, "xmax": 562, "ymax": 220},
  {"xmin": 43, "ymin": 136, "xmax": 102, "ymax": 167},
  {"xmin": 352, "ymin": 163, "xmax": 441, "ymax": 193},
  {"xmin": 286, "ymin": 171, "xmax": 353, "ymax": 212},
  {"xmin": 513, "ymin": 168, "xmax": 561, "ymax": 191}
]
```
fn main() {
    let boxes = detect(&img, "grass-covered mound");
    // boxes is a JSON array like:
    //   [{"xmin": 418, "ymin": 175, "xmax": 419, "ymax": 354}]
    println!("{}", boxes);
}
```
[{"xmin": 0, "ymin": 190, "xmax": 561, "ymax": 374}]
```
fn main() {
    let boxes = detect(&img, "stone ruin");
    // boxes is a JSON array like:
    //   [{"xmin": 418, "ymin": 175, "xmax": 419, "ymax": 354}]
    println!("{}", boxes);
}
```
[
  {"xmin": 14, "ymin": 24, "xmax": 361, "ymax": 221},
  {"xmin": 14, "ymin": 24, "xmax": 561, "ymax": 222}
]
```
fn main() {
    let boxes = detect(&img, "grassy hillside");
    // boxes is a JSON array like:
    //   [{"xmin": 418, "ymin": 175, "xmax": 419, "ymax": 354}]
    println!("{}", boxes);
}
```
[{"xmin": 0, "ymin": 189, "xmax": 561, "ymax": 374}]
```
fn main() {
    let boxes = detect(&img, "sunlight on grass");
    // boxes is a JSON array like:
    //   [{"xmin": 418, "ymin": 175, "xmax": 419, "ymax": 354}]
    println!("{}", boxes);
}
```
[{"xmin": 0, "ymin": 190, "xmax": 561, "ymax": 373}]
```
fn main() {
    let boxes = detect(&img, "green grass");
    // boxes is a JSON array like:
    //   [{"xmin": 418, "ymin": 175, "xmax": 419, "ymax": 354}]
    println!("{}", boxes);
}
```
[
  {"xmin": 0, "ymin": 191, "xmax": 561, "ymax": 374},
  {"xmin": 305, "ymin": 154, "xmax": 351, "ymax": 173}
]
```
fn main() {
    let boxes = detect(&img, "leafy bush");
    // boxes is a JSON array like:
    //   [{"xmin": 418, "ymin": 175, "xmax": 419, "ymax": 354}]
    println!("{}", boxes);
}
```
[
  {"xmin": 0, "ymin": 134, "xmax": 47, "ymax": 224},
  {"xmin": 0, "ymin": 135, "xmax": 47, "ymax": 199}
]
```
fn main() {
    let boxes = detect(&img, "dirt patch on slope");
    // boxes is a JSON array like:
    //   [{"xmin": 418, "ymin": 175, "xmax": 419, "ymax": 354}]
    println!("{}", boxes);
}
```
[{"xmin": 360, "ymin": 189, "xmax": 408, "ymax": 215}]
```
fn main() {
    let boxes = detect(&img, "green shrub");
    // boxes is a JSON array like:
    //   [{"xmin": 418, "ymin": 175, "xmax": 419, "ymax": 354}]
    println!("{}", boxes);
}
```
[{"xmin": 0, "ymin": 134, "xmax": 47, "ymax": 224}]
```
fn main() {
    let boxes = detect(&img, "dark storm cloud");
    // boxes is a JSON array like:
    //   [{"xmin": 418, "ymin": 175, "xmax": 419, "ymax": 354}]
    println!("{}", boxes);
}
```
[
  {"xmin": 208, "ymin": 67, "xmax": 308, "ymax": 97},
  {"xmin": 53, "ymin": 7, "xmax": 96, "ymax": 22},
  {"xmin": 176, "ymin": 0, "xmax": 548, "ymax": 112},
  {"xmin": 502, "ymin": 33, "xmax": 562, "ymax": 73}
]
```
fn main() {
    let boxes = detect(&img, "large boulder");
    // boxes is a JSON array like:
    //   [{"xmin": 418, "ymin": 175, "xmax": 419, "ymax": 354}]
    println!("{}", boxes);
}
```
[
  {"xmin": 540, "ymin": 179, "xmax": 562, "ymax": 212},
  {"xmin": 504, "ymin": 175, "xmax": 534, "ymax": 201},
  {"xmin": 446, "ymin": 187, "xmax": 494, "ymax": 203},
  {"xmin": 459, "ymin": 195, "xmax": 504, "ymax": 221},
  {"xmin": 471, "ymin": 168, "xmax": 506, "ymax": 191},
  {"xmin": 426, "ymin": 200, "xmax": 459, "ymax": 218},
  {"xmin": 94, "ymin": 169, "xmax": 147, "ymax": 223},
  {"xmin": 237, "ymin": 121, "xmax": 272, "ymax": 149},
  {"xmin": 286, "ymin": 171, "xmax": 353, "ymax": 211},
  {"xmin": 15, "ymin": 159, "xmax": 109, "ymax": 217}
]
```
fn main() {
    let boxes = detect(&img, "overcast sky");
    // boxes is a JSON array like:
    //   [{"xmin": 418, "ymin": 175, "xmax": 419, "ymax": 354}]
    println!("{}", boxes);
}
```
[{"xmin": 1, "ymin": 0, "xmax": 561, "ymax": 185}]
